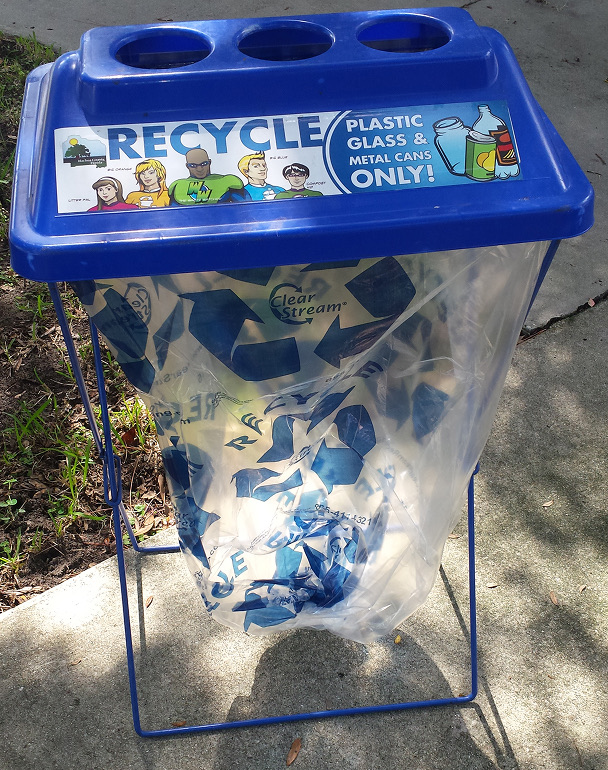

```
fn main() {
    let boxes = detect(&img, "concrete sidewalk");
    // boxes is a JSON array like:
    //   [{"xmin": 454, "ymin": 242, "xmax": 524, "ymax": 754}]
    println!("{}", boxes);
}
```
[
  {"xmin": 1, "ymin": 303, "xmax": 607, "ymax": 769},
  {"xmin": 0, "ymin": 1, "xmax": 606, "ymax": 769}
]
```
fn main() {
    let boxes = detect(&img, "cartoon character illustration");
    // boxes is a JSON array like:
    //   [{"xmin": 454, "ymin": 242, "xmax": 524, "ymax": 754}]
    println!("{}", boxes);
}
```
[
  {"xmin": 237, "ymin": 152, "xmax": 285, "ymax": 201},
  {"xmin": 274, "ymin": 164, "xmax": 323, "ymax": 199},
  {"xmin": 168, "ymin": 148, "xmax": 250, "ymax": 205},
  {"xmin": 87, "ymin": 177, "xmax": 138, "ymax": 211},
  {"xmin": 125, "ymin": 159, "xmax": 170, "ymax": 208}
]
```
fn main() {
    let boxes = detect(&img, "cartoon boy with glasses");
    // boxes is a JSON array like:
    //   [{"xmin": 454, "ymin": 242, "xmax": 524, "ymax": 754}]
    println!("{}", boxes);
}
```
[
  {"xmin": 274, "ymin": 163, "xmax": 323, "ymax": 199},
  {"xmin": 168, "ymin": 148, "xmax": 249, "ymax": 205}
]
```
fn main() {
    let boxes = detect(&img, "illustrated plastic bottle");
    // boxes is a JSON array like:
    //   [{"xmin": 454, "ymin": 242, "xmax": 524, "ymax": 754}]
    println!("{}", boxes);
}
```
[
  {"xmin": 473, "ymin": 105, "xmax": 520, "ymax": 178},
  {"xmin": 433, "ymin": 117, "xmax": 471, "ymax": 175}
]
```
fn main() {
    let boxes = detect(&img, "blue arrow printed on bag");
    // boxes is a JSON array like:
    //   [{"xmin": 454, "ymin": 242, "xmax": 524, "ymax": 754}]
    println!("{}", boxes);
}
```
[
  {"xmin": 314, "ymin": 315, "xmax": 396, "ymax": 368},
  {"xmin": 334, "ymin": 404, "xmax": 376, "ymax": 456},
  {"xmin": 216, "ymin": 266, "xmax": 276, "ymax": 285},
  {"xmin": 311, "ymin": 442, "xmax": 364, "ymax": 494},
  {"xmin": 257, "ymin": 416, "xmax": 296, "ymax": 462},
  {"xmin": 233, "ymin": 468, "xmax": 280, "ymax": 497},
  {"xmin": 153, "ymin": 302, "xmax": 184, "ymax": 370},
  {"xmin": 311, "ymin": 405, "xmax": 376, "ymax": 493},
  {"xmin": 90, "ymin": 288, "xmax": 156, "ymax": 392},
  {"xmin": 306, "ymin": 387, "xmax": 355, "ymax": 433},
  {"xmin": 314, "ymin": 258, "xmax": 417, "ymax": 368},
  {"xmin": 70, "ymin": 279, "xmax": 98, "ymax": 306},
  {"xmin": 300, "ymin": 261, "xmax": 360, "ymax": 271},
  {"xmin": 92, "ymin": 288, "xmax": 148, "ymax": 359},
  {"xmin": 182, "ymin": 289, "xmax": 300, "ymax": 381},
  {"xmin": 252, "ymin": 470, "xmax": 303, "ymax": 502},
  {"xmin": 412, "ymin": 382, "xmax": 449, "ymax": 440},
  {"xmin": 345, "ymin": 257, "xmax": 416, "ymax": 318},
  {"xmin": 177, "ymin": 502, "xmax": 219, "ymax": 570}
]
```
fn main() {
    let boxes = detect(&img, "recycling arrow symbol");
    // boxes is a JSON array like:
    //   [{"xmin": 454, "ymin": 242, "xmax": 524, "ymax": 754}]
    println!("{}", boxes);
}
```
[
  {"xmin": 314, "ymin": 315, "xmax": 395, "ymax": 368},
  {"xmin": 314, "ymin": 257, "xmax": 416, "ymax": 368},
  {"xmin": 182, "ymin": 288, "xmax": 300, "ymax": 381}
]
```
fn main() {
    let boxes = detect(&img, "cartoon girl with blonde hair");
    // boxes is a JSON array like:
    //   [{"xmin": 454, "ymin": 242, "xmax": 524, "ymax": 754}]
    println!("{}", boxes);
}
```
[{"xmin": 126, "ymin": 158, "xmax": 170, "ymax": 208}]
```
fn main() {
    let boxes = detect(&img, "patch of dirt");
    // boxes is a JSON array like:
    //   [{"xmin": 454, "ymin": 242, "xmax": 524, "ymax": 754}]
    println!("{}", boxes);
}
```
[{"xmin": 0, "ymin": 275, "xmax": 169, "ymax": 612}]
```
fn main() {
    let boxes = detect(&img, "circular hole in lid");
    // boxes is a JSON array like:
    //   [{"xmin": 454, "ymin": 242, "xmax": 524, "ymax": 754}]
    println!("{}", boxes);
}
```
[
  {"xmin": 358, "ymin": 17, "xmax": 450, "ymax": 53},
  {"xmin": 115, "ymin": 31, "xmax": 211, "ymax": 69},
  {"xmin": 238, "ymin": 22, "xmax": 333, "ymax": 61}
]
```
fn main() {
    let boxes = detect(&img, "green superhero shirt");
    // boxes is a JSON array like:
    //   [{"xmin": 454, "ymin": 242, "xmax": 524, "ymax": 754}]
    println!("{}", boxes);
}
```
[
  {"xmin": 274, "ymin": 188, "xmax": 323, "ymax": 199},
  {"xmin": 168, "ymin": 174, "xmax": 246, "ymax": 205}
]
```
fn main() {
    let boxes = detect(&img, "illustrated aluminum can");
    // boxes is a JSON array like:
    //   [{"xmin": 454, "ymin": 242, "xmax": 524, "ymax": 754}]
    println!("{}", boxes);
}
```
[{"xmin": 465, "ymin": 130, "xmax": 497, "ymax": 181}]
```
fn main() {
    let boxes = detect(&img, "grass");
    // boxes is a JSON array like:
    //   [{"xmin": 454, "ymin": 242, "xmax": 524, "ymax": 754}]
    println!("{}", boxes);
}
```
[
  {"xmin": 0, "ymin": 33, "xmax": 169, "ymax": 598},
  {"xmin": 0, "ymin": 33, "xmax": 58, "ymax": 241}
]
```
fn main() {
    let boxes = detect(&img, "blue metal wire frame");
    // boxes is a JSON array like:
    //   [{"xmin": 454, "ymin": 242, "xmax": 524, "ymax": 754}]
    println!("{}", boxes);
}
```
[
  {"xmin": 48, "ymin": 283, "xmax": 179, "ymax": 556},
  {"xmin": 49, "ymin": 281, "xmax": 479, "ymax": 737}
]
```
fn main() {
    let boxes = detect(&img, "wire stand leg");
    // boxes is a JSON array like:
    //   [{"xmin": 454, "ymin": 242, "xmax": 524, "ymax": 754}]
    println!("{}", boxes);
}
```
[
  {"xmin": 118, "ymin": 469, "xmax": 479, "ymax": 737},
  {"xmin": 50, "ymin": 282, "xmax": 479, "ymax": 736}
]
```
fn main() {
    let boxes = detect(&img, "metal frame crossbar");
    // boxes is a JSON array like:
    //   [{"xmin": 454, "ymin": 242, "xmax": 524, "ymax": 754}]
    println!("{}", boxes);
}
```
[{"xmin": 49, "ymin": 281, "xmax": 479, "ymax": 738}]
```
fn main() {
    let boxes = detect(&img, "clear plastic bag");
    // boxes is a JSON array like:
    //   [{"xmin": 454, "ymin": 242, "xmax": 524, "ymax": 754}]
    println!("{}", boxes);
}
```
[{"xmin": 73, "ymin": 242, "xmax": 546, "ymax": 643}]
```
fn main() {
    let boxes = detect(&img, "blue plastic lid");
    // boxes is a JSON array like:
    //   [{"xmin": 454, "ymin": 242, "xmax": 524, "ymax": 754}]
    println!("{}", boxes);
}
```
[{"xmin": 9, "ymin": 8, "xmax": 593, "ymax": 281}]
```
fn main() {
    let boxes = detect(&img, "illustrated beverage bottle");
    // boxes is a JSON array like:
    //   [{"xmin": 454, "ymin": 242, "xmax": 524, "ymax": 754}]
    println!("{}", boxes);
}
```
[{"xmin": 473, "ymin": 104, "xmax": 520, "ymax": 178}]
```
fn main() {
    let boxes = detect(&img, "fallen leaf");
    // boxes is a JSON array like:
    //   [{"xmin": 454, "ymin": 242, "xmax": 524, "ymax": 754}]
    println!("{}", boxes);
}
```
[
  {"xmin": 133, "ymin": 521, "xmax": 154, "ymax": 537},
  {"xmin": 69, "ymin": 659, "xmax": 82, "ymax": 666},
  {"xmin": 542, "ymin": 500, "xmax": 554, "ymax": 508},
  {"xmin": 394, "ymin": 634, "xmax": 402, "ymax": 644},
  {"xmin": 286, "ymin": 738, "xmax": 302, "ymax": 766},
  {"xmin": 29, "ymin": 479, "xmax": 49, "ymax": 489},
  {"xmin": 579, "ymin": 584, "xmax": 587, "ymax": 593},
  {"xmin": 486, "ymin": 582, "xmax": 499, "ymax": 589},
  {"xmin": 121, "ymin": 427, "xmax": 138, "ymax": 446},
  {"xmin": 171, "ymin": 720, "xmax": 187, "ymax": 727},
  {"xmin": 549, "ymin": 591, "xmax": 560, "ymax": 606},
  {"xmin": 145, "ymin": 596, "xmax": 153, "ymax": 608}
]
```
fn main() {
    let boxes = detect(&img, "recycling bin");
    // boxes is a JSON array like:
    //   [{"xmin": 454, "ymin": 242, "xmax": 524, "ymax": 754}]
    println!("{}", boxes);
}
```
[{"xmin": 10, "ymin": 9, "xmax": 593, "ymax": 645}]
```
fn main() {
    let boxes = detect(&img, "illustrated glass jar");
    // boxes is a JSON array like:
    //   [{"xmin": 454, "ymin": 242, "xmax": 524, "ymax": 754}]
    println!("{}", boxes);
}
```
[{"xmin": 433, "ymin": 117, "xmax": 470, "ymax": 175}]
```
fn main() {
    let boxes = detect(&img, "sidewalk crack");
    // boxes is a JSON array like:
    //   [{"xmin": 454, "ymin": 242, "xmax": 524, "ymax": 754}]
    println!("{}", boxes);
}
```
[{"xmin": 519, "ymin": 288, "xmax": 608, "ymax": 342}]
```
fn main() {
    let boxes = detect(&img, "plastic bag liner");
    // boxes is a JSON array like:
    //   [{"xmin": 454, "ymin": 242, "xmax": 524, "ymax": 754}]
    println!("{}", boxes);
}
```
[{"xmin": 72, "ymin": 243, "xmax": 546, "ymax": 643}]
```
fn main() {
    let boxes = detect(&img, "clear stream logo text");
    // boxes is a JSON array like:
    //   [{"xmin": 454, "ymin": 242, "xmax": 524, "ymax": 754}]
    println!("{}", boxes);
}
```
[{"xmin": 269, "ymin": 284, "xmax": 345, "ymax": 325}]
